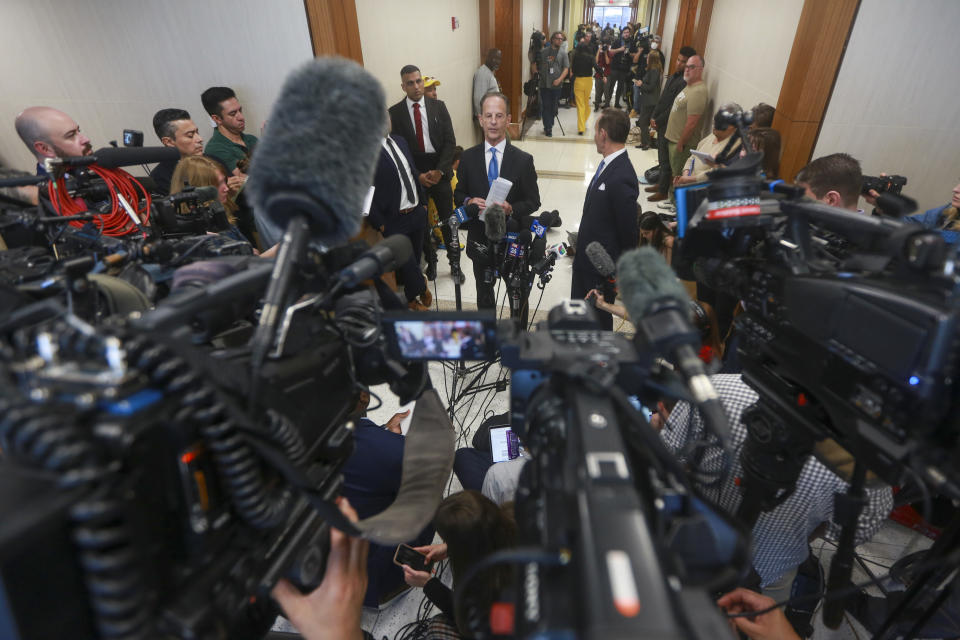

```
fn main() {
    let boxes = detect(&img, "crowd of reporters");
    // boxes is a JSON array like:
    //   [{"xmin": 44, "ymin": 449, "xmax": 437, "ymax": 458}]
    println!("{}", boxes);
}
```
[{"xmin": 2, "ymin": 27, "xmax": 959, "ymax": 640}]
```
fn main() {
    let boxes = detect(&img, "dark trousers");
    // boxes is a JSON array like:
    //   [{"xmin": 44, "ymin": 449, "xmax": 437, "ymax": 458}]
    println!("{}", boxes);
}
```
[
  {"xmin": 391, "ymin": 231, "xmax": 425, "ymax": 302},
  {"xmin": 453, "ymin": 448, "xmax": 494, "ymax": 492},
  {"xmin": 341, "ymin": 421, "xmax": 434, "ymax": 607},
  {"xmin": 594, "ymin": 75, "xmax": 607, "ymax": 108},
  {"xmin": 385, "ymin": 206, "xmax": 427, "ymax": 302},
  {"xmin": 472, "ymin": 252, "xmax": 498, "ymax": 309},
  {"xmin": 637, "ymin": 104, "xmax": 656, "ymax": 146},
  {"xmin": 571, "ymin": 267, "xmax": 614, "ymax": 330},
  {"xmin": 425, "ymin": 178, "xmax": 454, "ymax": 253},
  {"xmin": 656, "ymin": 124, "xmax": 672, "ymax": 194},
  {"xmin": 540, "ymin": 87, "xmax": 561, "ymax": 133},
  {"xmin": 604, "ymin": 69, "xmax": 630, "ymax": 106}
]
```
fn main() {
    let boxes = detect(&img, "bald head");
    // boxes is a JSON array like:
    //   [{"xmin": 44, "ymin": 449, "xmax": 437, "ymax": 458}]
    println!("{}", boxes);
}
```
[
  {"xmin": 15, "ymin": 106, "xmax": 92, "ymax": 160},
  {"xmin": 683, "ymin": 55, "xmax": 704, "ymax": 84}
]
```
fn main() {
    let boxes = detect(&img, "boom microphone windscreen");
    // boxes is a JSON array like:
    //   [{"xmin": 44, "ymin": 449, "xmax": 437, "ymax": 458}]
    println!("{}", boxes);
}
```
[
  {"xmin": 585, "ymin": 241, "xmax": 616, "ymax": 279},
  {"xmin": 246, "ymin": 58, "xmax": 386, "ymax": 248},
  {"xmin": 616, "ymin": 246, "xmax": 690, "ymax": 322},
  {"xmin": 89, "ymin": 146, "xmax": 180, "ymax": 169},
  {"xmin": 484, "ymin": 203, "xmax": 507, "ymax": 242}
]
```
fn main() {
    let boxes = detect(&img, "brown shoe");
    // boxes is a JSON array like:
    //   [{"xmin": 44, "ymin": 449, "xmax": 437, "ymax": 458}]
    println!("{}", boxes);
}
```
[
  {"xmin": 628, "ymin": 109, "xmax": 638, "ymax": 118},
  {"xmin": 408, "ymin": 300, "xmax": 430, "ymax": 312},
  {"xmin": 644, "ymin": 185, "xmax": 661, "ymax": 193},
  {"xmin": 648, "ymin": 192, "xmax": 669, "ymax": 202},
  {"xmin": 419, "ymin": 280, "xmax": 432, "ymax": 307}
]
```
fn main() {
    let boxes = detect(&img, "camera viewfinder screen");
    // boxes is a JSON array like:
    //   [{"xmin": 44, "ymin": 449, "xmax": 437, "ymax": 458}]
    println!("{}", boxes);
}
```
[{"xmin": 392, "ymin": 319, "xmax": 491, "ymax": 360}]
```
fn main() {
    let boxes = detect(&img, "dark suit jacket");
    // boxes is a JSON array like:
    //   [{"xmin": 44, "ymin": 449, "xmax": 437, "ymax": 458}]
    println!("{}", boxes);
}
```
[
  {"xmin": 573, "ymin": 150, "xmax": 639, "ymax": 277},
  {"xmin": 454, "ymin": 141, "xmax": 541, "ymax": 248},
  {"xmin": 388, "ymin": 97, "xmax": 457, "ymax": 179},
  {"xmin": 368, "ymin": 134, "xmax": 426, "ymax": 233}
]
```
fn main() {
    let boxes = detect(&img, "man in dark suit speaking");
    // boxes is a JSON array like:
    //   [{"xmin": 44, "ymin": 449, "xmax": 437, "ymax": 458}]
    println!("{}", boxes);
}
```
[
  {"xmin": 454, "ymin": 92, "xmax": 541, "ymax": 310},
  {"xmin": 388, "ymin": 65, "xmax": 462, "ymax": 284},
  {"xmin": 573, "ymin": 108, "xmax": 639, "ymax": 329}
]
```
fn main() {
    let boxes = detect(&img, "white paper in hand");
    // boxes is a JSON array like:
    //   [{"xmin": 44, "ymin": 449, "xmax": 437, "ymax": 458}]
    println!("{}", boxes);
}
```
[
  {"xmin": 485, "ymin": 177, "xmax": 513, "ymax": 205},
  {"xmin": 398, "ymin": 400, "xmax": 416, "ymax": 435},
  {"xmin": 362, "ymin": 186, "xmax": 375, "ymax": 216}
]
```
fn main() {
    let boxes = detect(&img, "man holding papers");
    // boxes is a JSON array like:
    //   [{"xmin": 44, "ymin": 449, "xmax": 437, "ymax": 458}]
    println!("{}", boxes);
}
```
[{"xmin": 455, "ymin": 92, "xmax": 541, "ymax": 309}]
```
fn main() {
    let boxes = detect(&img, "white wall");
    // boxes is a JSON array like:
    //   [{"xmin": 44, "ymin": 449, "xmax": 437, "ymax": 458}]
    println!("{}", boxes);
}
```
[
  {"xmin": 356, "ymin": 0, "xmax": 480, "ymax": 148},
  {"xmin": 813, "ymin": 0, "xmax": 960, "ymax": 214},
  {"xmin": 0, "ymin": 0, "xmax": 313, "ymax": 171},
  {"xmin": 659, "ymin": 0, "xmax": 680, "ymax": 70},
  {"xmin": 702, "ymin": 0, "xmax": 803, "ymax": 121}
]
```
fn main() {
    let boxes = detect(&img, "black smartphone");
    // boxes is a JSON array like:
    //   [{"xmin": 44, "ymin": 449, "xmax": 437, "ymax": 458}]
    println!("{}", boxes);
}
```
[{"xmin": 393, "ymin": 544, "xmax": 430, "ymax": 572}]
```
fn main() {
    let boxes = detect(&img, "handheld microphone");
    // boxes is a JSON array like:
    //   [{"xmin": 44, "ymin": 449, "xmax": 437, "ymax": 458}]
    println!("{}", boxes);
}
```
[
  {"xmin": 452, "ymin": 203, "xmax": 480, "ymax": 226},
  {"xmin": 585, "ymin": 241, "xmax": 616, "ymax": 280},
  {"xmin": 334, "ymin": 234, "xmax": 413, "ymax": 288},
  {"xmin": 530, "ymin": 234, "xmax": 546, "ymax": 265},
  {"xmin": 246, "ymin": 58, "xmax": 386, "ymax": 248},
  {"xmin": 531, "ymin": 243, "xmax": 565, "ymax": 276},
  {"xmin": 484, "ymin": 203, "xmax": 507, "ymax": 243},
  {"xmin": 510, "ymin": 229, "xmax": 532, "ymax": 258},
  {"xmin": 438, "ymin": 203, "xmax": 481, "ymax": 232}
]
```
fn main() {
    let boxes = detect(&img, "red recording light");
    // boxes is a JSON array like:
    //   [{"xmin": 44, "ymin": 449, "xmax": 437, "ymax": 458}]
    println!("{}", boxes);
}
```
[{"xmin": 490, "ymin": 602, "xmax": 515, "ymax": 635}]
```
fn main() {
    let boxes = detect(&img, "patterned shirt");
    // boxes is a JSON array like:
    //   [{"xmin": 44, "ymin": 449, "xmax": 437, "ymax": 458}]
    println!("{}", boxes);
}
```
[{"xmin": 660, "ymin": 374, "xmax": 893, "ymax": 586}]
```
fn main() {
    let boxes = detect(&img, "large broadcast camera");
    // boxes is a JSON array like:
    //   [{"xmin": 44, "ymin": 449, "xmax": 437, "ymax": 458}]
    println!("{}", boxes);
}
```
[
  {"xmin": 673, "ymin": 105, "xmax": 960, "ymax": 630},
  {"xmin": 0, "ymin": 231, "xmax": 454, "ymax": 640},
  {"xmin": 0, "ymin": 149, "xmax": 257, "ymax": 320},
  {"xmin": 0, "ymin": 58, "xmax": 458, "ymax": 640},
  {"xmin": 382, "ymin": 299, "xmax": 750, "ymax": 639}
]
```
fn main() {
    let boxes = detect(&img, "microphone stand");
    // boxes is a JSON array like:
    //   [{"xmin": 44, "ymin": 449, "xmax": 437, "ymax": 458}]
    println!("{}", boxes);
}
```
[
  {"xmin": 443, "ymin": 217, "xmax": 505, "ymax": 418},
  {"xmin": 447, "ymin": 217, "xmax": 465, "ymax": 313}
]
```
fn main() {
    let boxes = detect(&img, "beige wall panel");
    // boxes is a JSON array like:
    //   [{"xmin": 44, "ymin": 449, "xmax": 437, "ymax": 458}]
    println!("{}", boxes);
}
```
[
  {"xmin": 356, "ymin": 0, "xmax": 481, "ymax": 147},
  {"xmin": 812, "ymin": 0, "xmax": 960, "ymax": 214},
  {"xmin": 0, "ymin": 0, "xmax": 313, "ymax": 171}
]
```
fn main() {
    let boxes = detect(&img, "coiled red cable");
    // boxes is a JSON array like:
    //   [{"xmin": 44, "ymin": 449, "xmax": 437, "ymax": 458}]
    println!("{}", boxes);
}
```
[{"xmin": 47, "ymin": 166, "xmax": 151, "ymax": 236}]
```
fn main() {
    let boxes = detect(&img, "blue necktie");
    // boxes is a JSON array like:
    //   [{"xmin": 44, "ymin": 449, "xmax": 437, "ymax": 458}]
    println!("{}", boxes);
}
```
[
  {"xmin": 589, "ymin": 159, "xmax": 605, "ymax": 191},
  {"xmin": 487, "ymin": 147, "xmax": 499, "ymax": 187}
]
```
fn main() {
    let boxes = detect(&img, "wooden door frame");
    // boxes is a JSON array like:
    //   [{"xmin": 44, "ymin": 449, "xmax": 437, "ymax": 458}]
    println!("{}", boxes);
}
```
[
  {"xmin": 773, "ymin": 0, "xmax": 860, "ymax": 180},
  {"xmin": 669, "ymin": 0, "xmax": 712, "ymax": 64},
  {"xmin": 302, "ymin": 0, "xmax": 363, "ymax": 62}
]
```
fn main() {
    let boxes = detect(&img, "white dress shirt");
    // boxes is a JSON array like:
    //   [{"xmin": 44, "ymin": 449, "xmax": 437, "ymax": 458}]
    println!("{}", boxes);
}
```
[
  {"xmin": 483, "ymin": 138, "xmax": 507, "ymax": 177},
  {"xmin": 405, "ymin": 97, "xmax": 436, "ymax": 154},
  {"xmin": 594, "ymin": 147, "xmax": 627, "ymax": 181},
  {"xmin": 382, "ymin": 137, "xmax": 419, "ymax": 210}
]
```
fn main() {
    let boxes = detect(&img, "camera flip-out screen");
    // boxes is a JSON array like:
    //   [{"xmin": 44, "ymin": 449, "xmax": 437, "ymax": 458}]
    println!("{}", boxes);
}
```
[{"xmin": 382, "ymin": 311, "xmax": 498, "ymax": 361}]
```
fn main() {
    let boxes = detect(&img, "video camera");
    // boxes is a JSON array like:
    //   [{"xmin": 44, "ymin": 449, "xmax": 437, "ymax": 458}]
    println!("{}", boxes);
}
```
[
  {"xmin": 861, "ymin": 173, "xmax": 908, "ymax": 196},
  {"xmin": 0, "ymin": 228, "xmax": 454, "ymax": 639},
  {"xmin": 379, "ymin": 302, "xmax": 749, "ymax": 638},
  {"xmin": 673, "ymin": 106, "xmax": 960, "ymax": 630}
]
